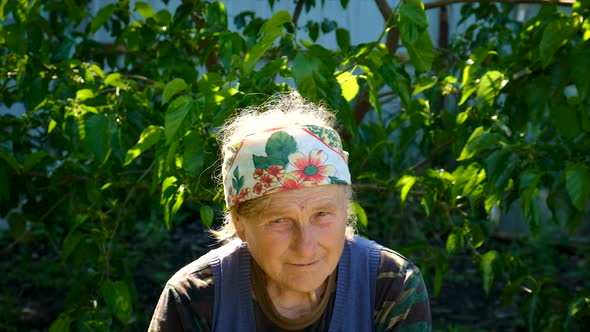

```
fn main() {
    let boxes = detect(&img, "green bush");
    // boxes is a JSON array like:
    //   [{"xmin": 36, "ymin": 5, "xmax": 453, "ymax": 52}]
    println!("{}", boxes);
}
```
[{"xmin": 1, "ymin": 0, "xmax": 589, "ymax": 330}]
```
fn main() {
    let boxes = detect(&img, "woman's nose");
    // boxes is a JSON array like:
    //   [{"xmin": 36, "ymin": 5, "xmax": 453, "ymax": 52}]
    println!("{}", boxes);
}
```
[{"xmin": 293, "ymin": 223, "xmax": 318, "ymax": 258}]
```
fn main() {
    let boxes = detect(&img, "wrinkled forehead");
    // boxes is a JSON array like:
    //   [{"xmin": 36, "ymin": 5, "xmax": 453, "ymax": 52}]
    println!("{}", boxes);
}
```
[{"xmin": 235, "ymin": 184, "xmax": 348, "ymax": 217}]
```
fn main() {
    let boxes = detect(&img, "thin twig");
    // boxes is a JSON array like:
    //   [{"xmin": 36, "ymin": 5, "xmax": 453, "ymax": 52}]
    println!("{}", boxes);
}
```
[
  {"xmin": 38, "ymin": 194, "xmax": 68, "ymax": 223},
  {"xmin": 103, "ymin": 161, "xmax": 154, "ymax": 279},
  {"xmin": 408, "ymin": 142, "xmax": 452, "ymax": 171}
]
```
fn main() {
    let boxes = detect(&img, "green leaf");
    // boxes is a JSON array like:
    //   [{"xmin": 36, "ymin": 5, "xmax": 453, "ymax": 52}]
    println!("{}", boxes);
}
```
[
  {"xmin": 161, "ymin": 176, "xmax": 186, "ymax": 228},
  {"xmin": 396, "ymin": 175, "xmax": 416, "ymax": 205},
  {"xmin": 104, "ymin": 73, "xmax": 127, "ymax": 89},
  {"xmin": 23, "ymin": 151, "xmax": 48, "ymax": 171},
  {"xmin": 62, "ymin": 230, "xmax": 82, "ymax": 261},
  {"xmin": 90, "ymin": 4, "xmax": 115, "ymax": 33},
  {"xmin": 565, "ymin": 164, "xmax": 590, "ymax": 211},
  {"xmin": 135, "ymin": 1, "xmax": 154, "ymax": 19},
  {"xmin": 336, "ymin": 71, "xmax": 359, "ymax": 102},
  {"xmin": 405, "ymin": 30, "xmax": 434, "ymax": 73},
  {"xmin": 48, "ymin": 119, "xmax": 57, "ymax": 133},
  {"xmin": 124, "ymin": 125, "xmax": 163, "ymax": 166},
  {"xmin": 182, "ymin": 130, "xmax": 204, "ymax": 177},
  {"xmin": 351, "ymin": 202, "xmax": 368, "ymax": 227},
  {"xmin": 200, "ymin": 205, "xmax": 214, "ymax": 228},
  {"xmin": 321, "ymin": 19, "xmax": 337, "ymax": 33},
  {"xmin": 307, "ymin": 21, "xmax": 319, "ymax": 41},
  {"xmin": 434, "ymin": 266, "xmax": 444, "ymax": 297},
  {"xmin": 243, "ymin": 11, "xmax": 291, "ymax": 75},
  {"xmin": 477, "ymin": 70, "xmax": 506, "ymax": 106},
  {"xmin": 470, "ymin": 224, "xmax": 485, "ymax": 248},
  {"xmin": 420, "ymin": 190, "xmax": 436, "ymax": 216},
  {"xmin": 76, "ymin": 89, "xmax": 95, "ymax": 101},
  {"xmin": 539, "ymin": 17, "xmax": 579, "ymax": 67},
  {"xmin": 481, "ymin": 250, "xmax": 499, "ymax": 294},
  {"xmin": 165, "ymin": 95, "xmax": 196, "ymax": 144},
  {"xmin": 161, "ymin": 176, "xmax": 178, "ymax": 205},
  {"xmin": 445, "ymin": 231, "xmax": 460, "ymax": 254},
  {"xmin": 550, "ymin": 101, "xmax": 581, "ymax": 139},
  {"xmin": 399, "ymin": 0, "xmax": 428, "ymax": 45},
  {"xmin": 101, "ymin": 280, "xmax": 132, "ymax": 325},
  {"xmin": 458, "ymin": 126, "xmax": 498, "ymax": 161},
  {"xmin": 380, "ymin": 57, "xmax": 412, "ymax": 108},
  {"xmin": 336, "ymin": 28, "xmax": 350, "ymax": 50},
  {"xmin": 49, "ymin": 314, "xmax": 71, "ymax": 332},
  {"xmin": 85, "ymin": 113, "xmax": 114, "ymax": 164},
  {"xmin": 206, "ymin": 1, "xmax": 227, "ymax": 28},
  {"xmin": 162, "ymin": 78, "xmax": 188, "ymax": 104},
  {"xmin": 413, "ymin": 76, "xmax": 437, "ymax": 95},
  {"xmin": 292, "ymin": 45, "xmax": 339, "ymax": 102},
  {"xmin": 7, "ymin": 212, "xmax": 26, "ymax": 239}
]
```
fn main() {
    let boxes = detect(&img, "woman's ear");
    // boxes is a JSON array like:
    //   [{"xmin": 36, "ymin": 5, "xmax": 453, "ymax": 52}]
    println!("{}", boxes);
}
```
[{"xmin": 232, "ymin": 212, "xmax": 246, "ymax": 242}]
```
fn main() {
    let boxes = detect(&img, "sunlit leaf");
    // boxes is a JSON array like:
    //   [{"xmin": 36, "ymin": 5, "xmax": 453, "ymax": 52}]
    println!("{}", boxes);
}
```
[
  {"xmin": 76, "ymin": 89, "xmax": 95, "ymax": 101},
  {"xmin": 396, "ymin": 175, "xmax": 416, "ymax": 205},
  {"xmin": 200, "ymin": 205, "xmax": 215, "ymax": 228},
  {"xmin": 124, "ymin": 125, "xmax": 163, "ymax": 166},
  {"xmin": 481, "ymin": 250, "xmax": 499, "ymax": 294},
  {"xmin": 336, "ymin": 71, "xmax": 359, "ymax": 101},
  {"xmin": 351, "ymin": 202, "xmax": 368, "ymax": 227},
  {"xmin": 162, "ymin": 78, "xmax": 188, "ymax": 104},
  {"xmin": 445, "ymin": 231, "xmax": 460, "ymax": 254},
  {"xmin": 458, "ymin": 126, "xmax": 499, "ymax": 161},
  {"xmin": 135, "ymin": 1, "xmax": 154, "ymax": 19},
  {"xmin": 477, "ymin": 70, "xmax": 506, "ymax": 106},
  {"xmin": 413, "ymin": 76, "xmax": 437, "ymax": 95},
  {"xmin": 104, "ymin": 73, "xmax": 127, "ymax": 89}
]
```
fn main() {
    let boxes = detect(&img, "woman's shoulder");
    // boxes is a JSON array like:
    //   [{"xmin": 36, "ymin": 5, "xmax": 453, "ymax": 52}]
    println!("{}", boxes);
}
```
[
  {"xmin": 374, "ymin": 248, "xmax": 431, "ymax": 331},
  {"xmin": 166, "ymin": 255, "xmax": 215, "ymax": 293},
  {"xmin": 378, "ymin": 247, "xmax": 420, "ymax": 276}
]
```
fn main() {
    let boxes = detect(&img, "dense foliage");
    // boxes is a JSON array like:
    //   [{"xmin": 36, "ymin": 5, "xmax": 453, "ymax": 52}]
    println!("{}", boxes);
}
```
[{"xmin": 1, "ymin": 0, "xmax": 589, "ymax": 330}]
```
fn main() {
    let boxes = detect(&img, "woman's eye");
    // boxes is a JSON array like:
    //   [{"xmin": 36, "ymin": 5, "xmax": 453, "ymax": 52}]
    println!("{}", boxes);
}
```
[
  {"xmin": 271, "ymin": 218, "xmax": 286, "ymax": 224},
  {"xmin": 317, "ymin": 211, "xmax": 329, "ymax": 217}
]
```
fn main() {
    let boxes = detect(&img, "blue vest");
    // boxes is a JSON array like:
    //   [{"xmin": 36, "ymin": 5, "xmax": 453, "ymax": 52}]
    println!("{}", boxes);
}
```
[{"xmin": 205, "ymin": 235, "xmax": 382, "ymax": 331}]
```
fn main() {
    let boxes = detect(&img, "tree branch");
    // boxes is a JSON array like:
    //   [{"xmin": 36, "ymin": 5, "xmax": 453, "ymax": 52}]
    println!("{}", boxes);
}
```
[
  {"xmin": 408, "ymin": 142, "xmax": 452, "ymax": 171},
  {"xmin": 292, "ymin": 0, "xmax": 305, "ymax": 27},
  {"xmin": 424, "ymin": 0, "xmax": 575, "ymax": 10},
  {"xmin": 374, "ymin": 0, "xmax": 400, "ymax": 55}
]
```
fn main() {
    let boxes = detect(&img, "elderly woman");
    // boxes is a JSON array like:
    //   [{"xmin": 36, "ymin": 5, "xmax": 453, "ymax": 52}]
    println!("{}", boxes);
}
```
[{"xmin": 149, "ymin": 92, "xmax": 431, "ymax": 331}]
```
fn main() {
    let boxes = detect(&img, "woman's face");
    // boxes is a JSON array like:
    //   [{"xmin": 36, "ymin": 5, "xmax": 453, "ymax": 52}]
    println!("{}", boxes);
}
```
[{"xmin": 235, "ymin": 184, "xmax": 348, "ymax": 295}]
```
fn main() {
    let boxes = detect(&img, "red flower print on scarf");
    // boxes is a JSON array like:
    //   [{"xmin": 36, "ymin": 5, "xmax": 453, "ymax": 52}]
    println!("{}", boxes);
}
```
[{"xmin": 288, "ymin": 149, "xmax": 336, "ymax": 184}]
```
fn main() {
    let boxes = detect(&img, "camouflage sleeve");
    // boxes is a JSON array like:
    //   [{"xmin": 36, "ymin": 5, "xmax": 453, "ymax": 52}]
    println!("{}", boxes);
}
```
[
  {"xmin": 148, "ymin": 260, "xmax": 214, "ymax": 332},
  {"xmin": 374, "ymin": 249, "xmax": 432, "ymax": 332}
]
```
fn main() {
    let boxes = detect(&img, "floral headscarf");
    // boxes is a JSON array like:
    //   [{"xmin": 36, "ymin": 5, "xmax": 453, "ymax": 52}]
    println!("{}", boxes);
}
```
[{"xmin": 222, "ymin": 125, "xmax": 351, "ymax": 208}]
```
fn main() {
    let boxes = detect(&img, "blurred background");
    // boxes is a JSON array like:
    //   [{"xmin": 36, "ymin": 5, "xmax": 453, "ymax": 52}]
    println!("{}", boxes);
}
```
[{"xmin": 1, "ymin": 0, "xmax": 589, "ymax": 330}]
